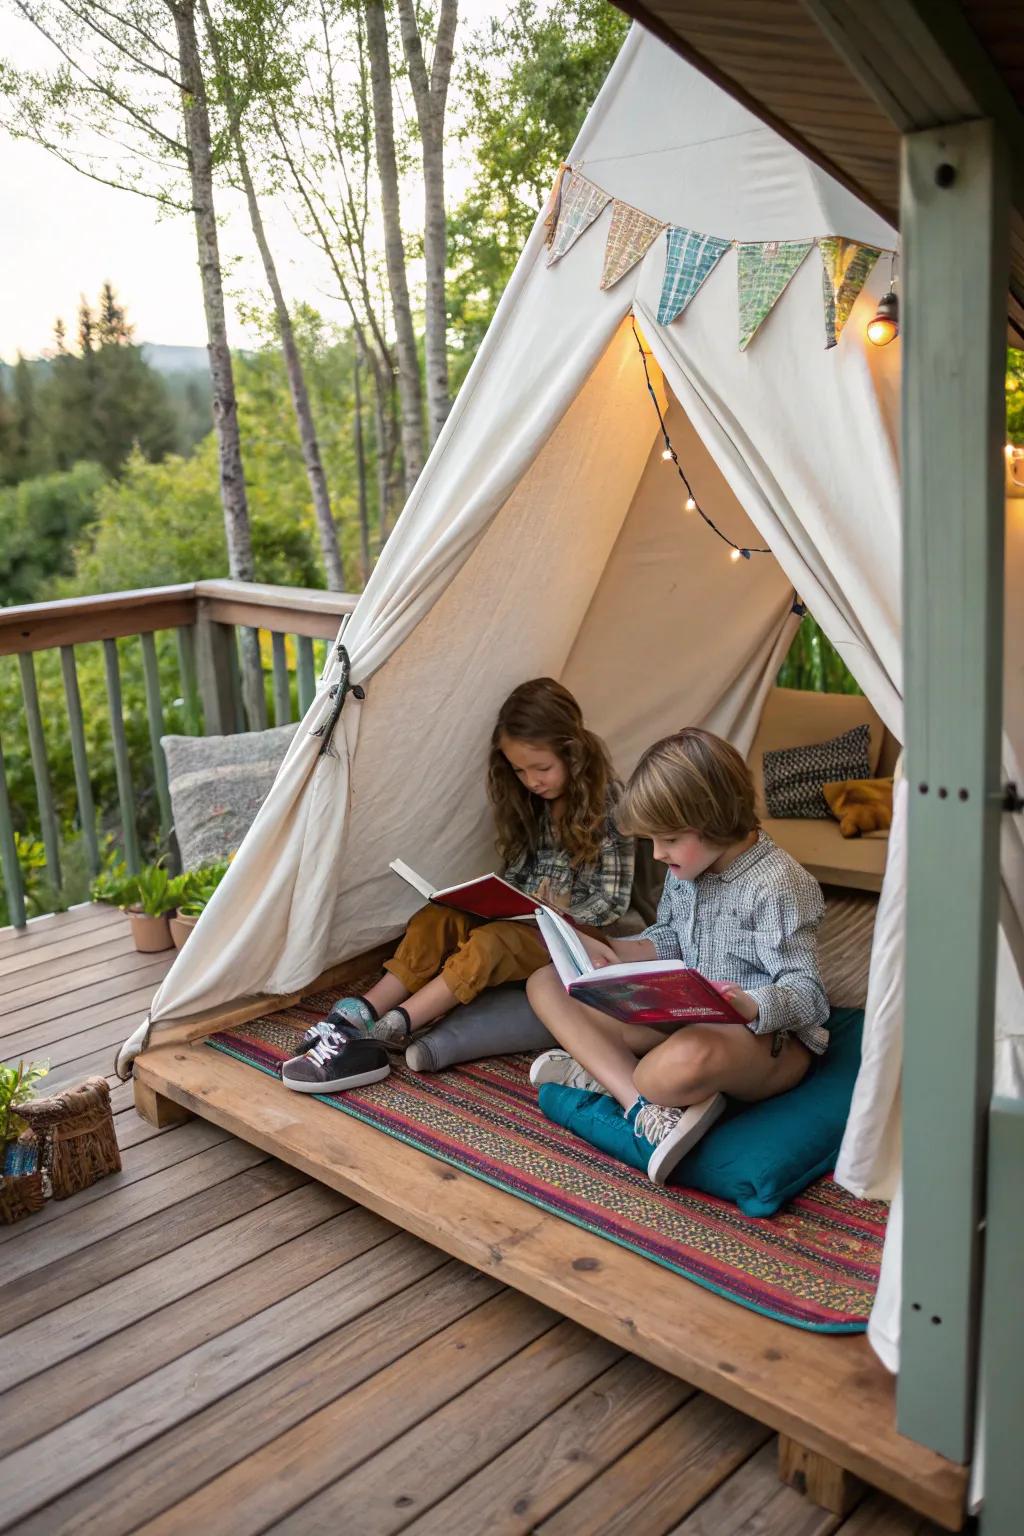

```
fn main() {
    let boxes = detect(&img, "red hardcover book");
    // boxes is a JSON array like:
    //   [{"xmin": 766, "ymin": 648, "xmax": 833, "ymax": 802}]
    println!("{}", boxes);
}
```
[
  {"xmin": 389, "ymin": 859, "xmax": 539, "ymax": 922},
  {"xmin": 535, "ymin": 907, "xmax": 744, "ymax": 1026}
]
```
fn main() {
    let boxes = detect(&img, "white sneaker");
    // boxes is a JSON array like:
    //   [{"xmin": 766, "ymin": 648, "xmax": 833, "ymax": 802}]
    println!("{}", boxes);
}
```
[
  {"xmin": 529, "ymin": 1049, "xmax": 605, "ymax": 1094},
  {"xmin": 634, "ymin": 1093, "xmax": 726, "ymax": 1186}
]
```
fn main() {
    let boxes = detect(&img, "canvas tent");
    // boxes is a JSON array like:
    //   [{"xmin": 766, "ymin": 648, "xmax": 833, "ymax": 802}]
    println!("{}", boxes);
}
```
[{"xmin": 118, "ymin": 23, "xmax": 1024, "ymax": 1387}]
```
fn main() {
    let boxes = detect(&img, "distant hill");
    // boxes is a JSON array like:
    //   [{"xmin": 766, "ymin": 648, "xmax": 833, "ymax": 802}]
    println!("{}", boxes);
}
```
[{"xmin": 141, "ymin": 343, "xmax": 209, "ymax": 375}]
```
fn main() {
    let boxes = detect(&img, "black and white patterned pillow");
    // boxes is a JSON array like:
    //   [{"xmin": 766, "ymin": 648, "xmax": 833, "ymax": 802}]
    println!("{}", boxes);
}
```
[{"xmin": 762, "ymin": 723, "xmax": 872, "ymax": 819}]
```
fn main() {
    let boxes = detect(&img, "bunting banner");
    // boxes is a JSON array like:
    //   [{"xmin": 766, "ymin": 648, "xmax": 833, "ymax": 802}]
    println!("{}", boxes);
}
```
[
  {"xmin": 737, "ymin": 240, "xmax": 813, "ymax": 350},
  {"xmin": 600, "ymin": 201, "xmax": 667, "ymax": 290},
  {"xmin": 820, "ymin": 237, "xmax": 881, "ymax": 348},
  {"xmin": 543, "ymin": 162, "xmax": 571, "ymax": 248},
  {"xmin": 657, "ymin": 227, "xmax": 732, "ymax": 325},
  {"xmin": 547, "ymin": 172, "xmax": 611, "ymax": 266},
  {"xmin": 542, "ymin": 163, "xmax": 896, "ymax": 350}
]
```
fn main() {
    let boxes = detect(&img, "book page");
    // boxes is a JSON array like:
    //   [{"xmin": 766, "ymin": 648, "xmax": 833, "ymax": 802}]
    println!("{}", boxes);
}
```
[
  {"xmin": 388, "ymin": 859, "xmax": 436, "ymax": 900},
  {"xmin": 535, "ymin": 909, "xmax": 587, "ymax": 988}
]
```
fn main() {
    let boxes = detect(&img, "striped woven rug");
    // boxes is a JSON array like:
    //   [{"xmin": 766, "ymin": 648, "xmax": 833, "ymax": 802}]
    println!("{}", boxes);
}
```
[{"xmin": 207, "ymin": 989, "xmax": 887, "ymax": 1333}]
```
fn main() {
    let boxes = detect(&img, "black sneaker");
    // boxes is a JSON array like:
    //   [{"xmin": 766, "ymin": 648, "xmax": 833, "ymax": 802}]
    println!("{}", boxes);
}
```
[{"xmin": 281, "ymin": 1022, "xmax": 390, "ymax": 1093}]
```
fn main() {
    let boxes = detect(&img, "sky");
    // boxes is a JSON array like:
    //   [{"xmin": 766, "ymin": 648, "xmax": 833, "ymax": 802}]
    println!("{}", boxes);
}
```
[{"xmin": 1, "ymin": 0, "xmax": 500, "ymax": 363}]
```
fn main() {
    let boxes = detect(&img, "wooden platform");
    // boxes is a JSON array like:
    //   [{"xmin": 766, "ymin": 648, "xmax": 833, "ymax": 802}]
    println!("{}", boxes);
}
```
[{"xmin": 1, "ymin": 905, "xmax": 965, "ymax": 1534}]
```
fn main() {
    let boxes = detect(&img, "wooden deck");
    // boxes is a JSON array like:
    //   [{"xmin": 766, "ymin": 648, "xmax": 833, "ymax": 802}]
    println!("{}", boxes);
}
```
[{"xmin": 0, "ymin": 905, "xmax": 958, "ymax": 1535}]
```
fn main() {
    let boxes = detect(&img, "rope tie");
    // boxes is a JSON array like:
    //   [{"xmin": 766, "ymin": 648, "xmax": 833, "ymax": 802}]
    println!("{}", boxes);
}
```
[{"xmin": 310, "ymin": 643, "xmax": 365, "ymax": 758}]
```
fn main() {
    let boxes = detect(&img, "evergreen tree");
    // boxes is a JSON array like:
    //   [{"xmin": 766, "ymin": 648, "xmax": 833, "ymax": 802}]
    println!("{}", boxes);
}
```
[
  {"xmin": 10, "ymin": 355, "xmax": 42, "ymax": 483},
  {"xmin": 0, "ymin": 369, "xmax": 15, "ymax": 485}
]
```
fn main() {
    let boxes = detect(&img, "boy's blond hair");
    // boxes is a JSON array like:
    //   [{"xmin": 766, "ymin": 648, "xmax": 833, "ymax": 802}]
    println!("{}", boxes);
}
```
[{"xmin": 617, "ymin": 728, "xmax": 759, "ymax": 846}]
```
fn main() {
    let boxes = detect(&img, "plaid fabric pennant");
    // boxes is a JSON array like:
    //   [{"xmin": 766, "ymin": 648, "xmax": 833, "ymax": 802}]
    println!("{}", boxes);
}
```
[
  {"xmin": 600, "ymin": 201, "xmax": 667, "ymax": 290},
  {"xmin": 737, "ymin": 239, "xmax": 812, "ymax": 350},
  {"xmin": 546, "ymin": 171, "xmax": 611, "ymax": 266},
  {"xmin": 658, "ymin": 227, "xmax": 732, "ymax": 324},
  {"xmin": 819, "ymin": 237, "xmax": 880, "ymax": 347}
]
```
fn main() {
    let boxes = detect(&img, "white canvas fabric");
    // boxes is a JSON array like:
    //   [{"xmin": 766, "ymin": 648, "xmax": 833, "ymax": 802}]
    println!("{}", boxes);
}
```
[{"xmin": 115, "ymin": 24, "xmax": 1023, "ymax": 1385}]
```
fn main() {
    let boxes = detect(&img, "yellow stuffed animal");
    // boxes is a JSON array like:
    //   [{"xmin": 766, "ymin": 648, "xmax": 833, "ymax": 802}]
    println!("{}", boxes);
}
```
[{"xmin": 822, "ymin": 777, "xmax": 893, "ymax": 838}]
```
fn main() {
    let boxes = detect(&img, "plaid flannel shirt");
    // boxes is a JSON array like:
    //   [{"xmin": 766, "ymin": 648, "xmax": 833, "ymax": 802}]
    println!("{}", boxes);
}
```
[
  {"xmin": 638, "ymin": 831, "xmax": 830, "ymax": 1054},
  {"xmin": 503, "ymin": 798, "xmax": 634, "ymax": 929}
]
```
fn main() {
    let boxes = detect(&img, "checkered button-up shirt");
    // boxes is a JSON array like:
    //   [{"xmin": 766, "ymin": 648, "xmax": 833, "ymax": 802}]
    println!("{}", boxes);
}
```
[
  {"xmin": 639, "ymin": 831, "xmax": 831, "ymax": 1054},
  {"xmin": 503, "ymin": 798, "xmax": 635, "ymax": 929}
]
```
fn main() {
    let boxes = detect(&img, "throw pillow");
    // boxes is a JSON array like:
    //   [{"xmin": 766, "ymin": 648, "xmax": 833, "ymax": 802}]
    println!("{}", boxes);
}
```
[
  {"xmin": 762, "ymin": 723, "xmax": 871, "ymax": 819},
  {"xmin": 162, "ymin": 723, "xmax": 299, "ymax": 870},
  {"xmin": 822, "ymin": 776, "xmax": 893, "ymax": 838},
  {"xmin": 538, "ymin": 1007, "xmax": 865, "ymax": 1217}
]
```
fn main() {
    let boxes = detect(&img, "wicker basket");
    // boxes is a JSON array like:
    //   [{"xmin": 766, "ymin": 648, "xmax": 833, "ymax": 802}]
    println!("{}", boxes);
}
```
[
  {"xmin": 18, "ymin": 1076, "xmax": 121, "ymax": 1200},
  {"xmin": 0, "ymin": 1135, "xmax": 46, "ymax": 1224}
]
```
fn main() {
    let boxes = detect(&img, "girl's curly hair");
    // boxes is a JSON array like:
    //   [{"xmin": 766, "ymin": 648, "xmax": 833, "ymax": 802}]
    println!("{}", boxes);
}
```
[{"xmin": 488, "ymin": 678, "xmax": 616, "ymax": 868}]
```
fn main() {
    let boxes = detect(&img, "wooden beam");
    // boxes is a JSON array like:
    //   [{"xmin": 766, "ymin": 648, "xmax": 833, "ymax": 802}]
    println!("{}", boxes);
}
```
[
  {"xmin": 804, "ymin": 1, "xmax": 1024, "ymax": 207},
  {"xmin": 898, "ymin": 118, "xmax": 1008, "ymax": 1461},
  {"xmin": 777, "ymin": 1434, "xmax": 864, "ymax": 1516}
]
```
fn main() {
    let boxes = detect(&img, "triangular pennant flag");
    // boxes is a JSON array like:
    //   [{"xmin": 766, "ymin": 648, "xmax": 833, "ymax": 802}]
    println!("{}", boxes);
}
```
[
  {"xmin": 658, "ymin": 227, "xmax": 732, "ymax": 324},
  {"xmin": 546, "ymin": 171, "xmax": 610, "ymax": 266},
  {"xmin": 819, "ymin": 237, "xmax": 881, "ymax": 347},
  {"xmin": 737, "ymin": 240, "xmax": 813, "ymax": 350},
  {"xmin": 543, "ymin": 162, "xmax": 571, "ymax": 248},
  {"xmin": 600, "ymin": 201, "xmax": 666, "ymax": 290}
]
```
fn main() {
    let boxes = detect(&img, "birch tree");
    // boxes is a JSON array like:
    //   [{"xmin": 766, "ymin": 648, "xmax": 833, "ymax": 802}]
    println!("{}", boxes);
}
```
[
  {"xmin": 396, "ymin": 0, "xmax": 457, "ymax": 446},
  {"xmin": 364, "ymin": 0, "xmax": 424, "ymax": 494},
  {"xmin": 199, "ymin": 0, "xmax": 347, "ymax": 590}
]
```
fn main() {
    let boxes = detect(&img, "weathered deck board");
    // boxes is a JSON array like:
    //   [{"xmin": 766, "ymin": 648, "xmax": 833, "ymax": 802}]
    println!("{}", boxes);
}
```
[{"xmin": 0, "ymin": 906, "xmax": 951, "ymax": 1536}]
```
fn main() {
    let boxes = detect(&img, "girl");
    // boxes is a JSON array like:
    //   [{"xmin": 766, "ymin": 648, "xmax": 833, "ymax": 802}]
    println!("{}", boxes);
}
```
[
  {"xmin": 282, "ymin": 678, "xmax": 635, "ymax": 1092},
  {"xmin": 526, "ymin": 728, "xmax": 829, "ymax": 1185}
]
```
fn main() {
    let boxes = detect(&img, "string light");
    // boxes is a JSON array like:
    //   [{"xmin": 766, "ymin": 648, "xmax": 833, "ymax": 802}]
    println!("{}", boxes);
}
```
[
  {"xmin": 631, "ymin": 316, "xmax": 771, "ymax": 561},
  {"xmin": 867, "ymin": 252, "xmax": 899, "ymax": 346}
]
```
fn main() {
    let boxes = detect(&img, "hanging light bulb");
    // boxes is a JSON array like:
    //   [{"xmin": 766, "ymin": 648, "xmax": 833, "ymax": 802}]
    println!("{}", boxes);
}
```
[
  {"xmin": 867, "ymin": 287, "xmax": 899, "ymax": 346},
  {"xmin": 730, "ymin": 548, "xmax": 741, "ymax": 562},
  {"xmin": 661, "ymin": 447, "xmax": 674, "ymax": 461},
  {"xmin": 684, "ymin": 496, "xmax": 696, "ymax": 511}
]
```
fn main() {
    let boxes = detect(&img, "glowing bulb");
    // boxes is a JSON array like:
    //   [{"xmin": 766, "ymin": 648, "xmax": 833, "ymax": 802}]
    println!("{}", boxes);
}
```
[
  {"xmin": 866, "ymin": 289, "xmax": 899, "ymax": 346},
  {"xmin": 1005, "ymin": 443, "xmax": 1016, "ymax": 458},
  {"xmin": 661, "ymin": 447, "xmax": 674, "ymax": 461},
  {"xmin": 730, "ymin": 548, "xmax": 741, "ymax": 562},
  {"xmin": 685, "ymin": 496, "xmax": 696, "ymax": 511}
]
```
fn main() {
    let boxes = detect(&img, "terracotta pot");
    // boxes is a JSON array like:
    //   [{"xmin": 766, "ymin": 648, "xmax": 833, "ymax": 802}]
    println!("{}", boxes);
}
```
[
  {"xmin": 169, "ymin": 909, "xmax": 200, "ymax": 949},
  {"xmin": 127, "ymin": 908, "xmax": 173, "ymax": 953}
]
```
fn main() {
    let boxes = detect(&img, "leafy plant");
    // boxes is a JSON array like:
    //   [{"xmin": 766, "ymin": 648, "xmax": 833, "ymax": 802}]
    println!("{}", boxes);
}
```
[
  {"xmin": 0, "ymin": 1059, "xmax": 49, "ymax": 1144},
  {"xmin": 176, "ymin": 860, "xmax": 229, "ymax": 917},
  {"xmin": 90, "ymin": 859, "xmax": 189, "ymax": 917}
]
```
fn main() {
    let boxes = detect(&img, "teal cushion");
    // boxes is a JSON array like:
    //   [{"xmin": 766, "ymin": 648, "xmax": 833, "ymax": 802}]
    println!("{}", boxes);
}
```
[{"xmin": 538, "ymin": 1008, "xmax": 864, "ymax": 1218}]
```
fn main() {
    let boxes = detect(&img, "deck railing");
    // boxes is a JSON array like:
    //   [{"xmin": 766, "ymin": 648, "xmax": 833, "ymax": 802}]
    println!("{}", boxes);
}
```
[{"xmin": 0, "ymin": 580, "xmax": 358, "ymax": 928}]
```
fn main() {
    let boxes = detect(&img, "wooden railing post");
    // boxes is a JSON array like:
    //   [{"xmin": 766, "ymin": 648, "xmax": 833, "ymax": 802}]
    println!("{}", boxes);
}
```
[
  {"xmin": 17, "ymin": 652, "xmax": 61, "ymax": 891},
  {"xmin": 194, "ymin": 608, "xmax": 240, "ymax": 736}
]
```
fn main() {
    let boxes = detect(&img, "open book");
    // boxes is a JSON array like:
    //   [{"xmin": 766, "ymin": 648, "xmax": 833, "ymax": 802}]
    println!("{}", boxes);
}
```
[
  {"xmin": 389, "ymin": 859, "xmax": 542, "ymax": 922},
  {"xmin": 535, "ymin": 907, "xmax": 745, "ymax": 1026}
]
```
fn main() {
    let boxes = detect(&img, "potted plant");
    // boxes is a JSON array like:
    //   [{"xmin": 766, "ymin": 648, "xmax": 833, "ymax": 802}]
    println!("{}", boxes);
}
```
[
  {"xmin": 91, "ymin": 862, "xmax": 180, "ymax": 952},
  {"xmin": 169, "ymin": 861, "xmax": 229, "ymax": 949},
  {"xmin": 1, "ymin": 1059, "xmax": 48, "ymax": 1225}
]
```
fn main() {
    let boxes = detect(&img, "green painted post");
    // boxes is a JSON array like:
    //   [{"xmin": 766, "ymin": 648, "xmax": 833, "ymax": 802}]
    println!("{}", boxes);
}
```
[
  {"xmin": 898, "ymin": 119, "xmax": 1008, "ymax": 1459},
  {"xmin": 175, "ymin": 625, "xmax": 201, "ymax": 735},
  {"xmin": 979, "ymin": 1097, "xmax": 1024, "ymax": 1535},
  {"xmin": 103, "ymin": 639, "xmax": 141, "ymax": 875},
  {"xmin": 17, "ymin": 652, "xmax": 61, "ymax": 893},
  {"xmin": 59, "ymin": 645, "xmax": 100, "ymax": 878},
  {"xmin": 270, "ymin": 631, "xmax": 291, "ymax": 727},
  {"xmin": 0, "ymin": 733, "xmax": 26, "ymax": 929},
  {"xmin": 296, "ymin": 636, "xmax": 316, "ymax": 716},
  {"xmin": 140, "ymin": 632, "xmax": 173, "ymax": 841}
]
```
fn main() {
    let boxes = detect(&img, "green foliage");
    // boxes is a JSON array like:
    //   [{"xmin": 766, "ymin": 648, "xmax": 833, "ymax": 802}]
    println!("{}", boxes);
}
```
[
  {"xmin": 0, "ymin": 1058, "xmax": 49, "ymax": 1144},
  {"xmin": 89, "ymin": 858, "xmax": 228, "ymax": 917},
  {"xmin": 776, "ymin": 616, "xmax": 862, "ymax": 695},
  {"xmin": 1007, "ymin": 349, "xmax": 1024, "ymax": 445},
  {"xmin": 0, "ymin": 462, "xmax": 107, "ymax": 606},
  {"xmin": 448, "ymin": 0, "xmax": 629, "ymax": 366},
  {"xmin": 0, "ymin": 288, "xmax": 179, "ymax": 489}
]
